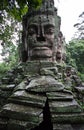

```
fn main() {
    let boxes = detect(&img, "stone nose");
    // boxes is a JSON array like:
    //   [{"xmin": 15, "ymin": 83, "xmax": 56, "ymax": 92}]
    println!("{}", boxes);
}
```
[
  {"xmin": 37, "ymin": 25, "xmax": 46, "ymax": 42},
  {"xmin": 37, "ymin": 35, "xmax": 46, "ymax": 42}
]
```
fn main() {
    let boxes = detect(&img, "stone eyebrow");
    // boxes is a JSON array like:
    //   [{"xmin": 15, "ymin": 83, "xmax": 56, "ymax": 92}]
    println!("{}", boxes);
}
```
[
  {"xmin": 44, "ymin": 24, "xmax": 55, "ymax": 28},
  {"xmin": 28, "ymin": 24, "xmax": 38, "ymax": 28}
]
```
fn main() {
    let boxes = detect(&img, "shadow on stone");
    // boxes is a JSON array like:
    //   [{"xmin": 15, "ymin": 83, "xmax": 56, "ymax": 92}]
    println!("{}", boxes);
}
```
[{"xmin": 31, "ymin": 98, "xmax": 53, "ymax": 130}]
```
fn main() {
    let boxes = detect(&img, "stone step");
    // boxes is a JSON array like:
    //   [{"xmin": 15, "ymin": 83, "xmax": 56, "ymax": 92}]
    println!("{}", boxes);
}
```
[
  {"xmin": 52, "ymin": 113, "xmax": 84, "ymax": 123},
  {"xmin": 53, "ymin": 124, "xmax": 84, "ymax": 130},
  {"xmin": 8, "ymin": 90, "xmax": 46, "ymax": 108},
  {"xmin": 26, "ymin": 76, "xmax": 64, "ymax": 92},
  {"xmin": 0, "ymin": 118, "xmax": 8, "ymax": 130},
  {"xmin": 49, "ymin": 99, "xmax": 82, "ymax": 113},
  {"xmin": 7, "ymin": 119, "xmax": 38, "ymax": 130},
  {"xmin": 46, "ymin": 90, "xmax": 73, "ymax": 101},
  {"xmin": 53, "ymin": 124, "xmax": 73, "ymax": 130},
  {"xmin": 0, "ymin": 118, "xmax": 39, "ymax": 130},
  {"xmin": 1, "ymin": 103, "xmax": 43, "ymax": 123}
]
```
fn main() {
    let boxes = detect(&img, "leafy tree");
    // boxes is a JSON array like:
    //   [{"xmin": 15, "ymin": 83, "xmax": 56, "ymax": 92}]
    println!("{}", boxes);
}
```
[
  {"xmin": 66, "ymin": 39, "xmax": 84, "ymax": 81},
  {"xmin": 0, "ymin": 62, "xmax": 9, "ymax": 79},
  {"xmin": 66, "ymin": 11, "xmax": 84, "ymax": 81},
  {"xmin": 74, "ymin": 12, "xmax": 84, "ymax": 39},
  {"xmin": 0, "ymin": 11, "xmax": 20, "ymax": 63},
  {"xmin": 0, "ymin": 0, "xmax": 42, "ymax": 21},
  {"xmin": 0, "ymin": 5, "xmax": 21, "ymax": 75},
  {"xmin": 0, "ymin": 0, "xmax": 42, "ymax": 77},
  {"xmin": 66, "ymin": 45, "xmax": 77, "ymax": 68}
]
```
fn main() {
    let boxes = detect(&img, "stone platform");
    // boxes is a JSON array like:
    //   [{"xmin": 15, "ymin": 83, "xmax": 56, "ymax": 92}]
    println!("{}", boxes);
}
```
[{"xmin": 0, "ymin": 61, "xmax": 84, "ymax": 130}]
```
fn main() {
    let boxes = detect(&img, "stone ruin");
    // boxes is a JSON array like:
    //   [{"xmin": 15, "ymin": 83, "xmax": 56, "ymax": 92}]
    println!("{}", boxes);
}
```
[{"xmin": 0, "ymin": 0, "xmax": 84, "ymax": 130}]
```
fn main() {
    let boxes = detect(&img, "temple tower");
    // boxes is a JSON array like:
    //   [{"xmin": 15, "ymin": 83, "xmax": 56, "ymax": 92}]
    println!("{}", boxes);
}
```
[{"xmin": 0, "ymin": 0, "xmax": 84, "ymax": 130}]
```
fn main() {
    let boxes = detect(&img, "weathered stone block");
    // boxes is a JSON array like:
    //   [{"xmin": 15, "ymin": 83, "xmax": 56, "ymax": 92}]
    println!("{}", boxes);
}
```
[
  {"xmin": 7, "ymin": 117, "xmax": 43, "ymax": 130},
  {"xmin": 46, "ymin": 90, "xmax": 73, "ymax": 101},
  {"xmin": 52, "ymin": 113, "xmax": 84, "ymax": 123},
  {"xmin": 8, "ymin": 90, "xmax": 46, "ymax": 108},
  {"xmin": 1, "ymin": 103, "xmax": 43, "ymax": 123},
  {"xmin": 49, "ymin": 99, "xmax": 82, "ymax": 113},
  {"xmin": 0, "ymin": 118, "xmax": 8, "ymax": 130},
  {"xmin": 26, "ymin": 76, "xmax": 64, "ymax": 92}
]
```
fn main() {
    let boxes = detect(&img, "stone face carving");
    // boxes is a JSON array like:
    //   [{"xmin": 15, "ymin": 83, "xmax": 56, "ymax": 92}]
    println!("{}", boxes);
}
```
[
  {"xmin": 0, "ymin": 0, "xmax": 84, "ymax": 130},
  {"xmin": 56, "ymin": 32, "xmax": 66, "ymax": 63},
  {"xmin": 21, "ymin": 0, "xmax": 66, "ymax": 63},
  {"xmin": 27, "ymin": 15, "xmax": 55, "ymax": 61}
]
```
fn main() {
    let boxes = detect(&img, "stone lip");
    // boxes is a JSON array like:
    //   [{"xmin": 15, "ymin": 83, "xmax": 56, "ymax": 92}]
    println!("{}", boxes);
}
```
[
  {"xmin": 26, "ymin": 76, "xmax": 64, "ymax": 92},
  {"xmin": 32, "ymin": 46, "xmax": 52, "ymax": 58}
]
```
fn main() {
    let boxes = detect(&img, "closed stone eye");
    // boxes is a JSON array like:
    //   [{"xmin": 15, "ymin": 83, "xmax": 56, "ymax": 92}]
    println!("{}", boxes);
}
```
[
  {"xmin": 45, "ymin": 28, "xmax": 54, "ymax": 34},
  {"xmin": 28, "ymin": 28, "xmax": 36, "ymax": 35}
]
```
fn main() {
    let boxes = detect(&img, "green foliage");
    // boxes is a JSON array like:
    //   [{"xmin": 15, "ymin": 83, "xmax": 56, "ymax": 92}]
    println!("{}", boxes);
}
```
[
  {"xmin": 70, "ymin": 11, "xmax": 84, "ymax": 81},
  {"xmin": 0, "ymin": 62, "xmax": 12, "ymax": 78},
  {"xmin": 0, "ymin": 44, "xmax": 18, "ymax": 79},
  {"xmin": 0, "ymin": 0, "xmax": 42, "ymax": 79},
  {"xmin": 0, "ymin": 0, "xmax": 42, "ymax": 21},
  {"xmin": 66, "ymin": 39, "xmax": 84, "ymax": 81},
  {"xmin": 78, "ymin": 73, "xmax": 84, "ymax": 82},
  {"xmin": 0, "ymin": 11, "xmax": 20, "ymax": 76},
  {"xmin": 66, "ymin": 45, "xmax": 77, "ymax": 68},
  {"xmin": 0, "ymin": 62, "xmax": 8, "ymax": 78}
]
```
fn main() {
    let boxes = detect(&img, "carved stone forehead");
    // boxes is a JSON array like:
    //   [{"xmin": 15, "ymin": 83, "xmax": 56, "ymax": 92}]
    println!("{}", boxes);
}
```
[{"xmin": 28, "ymin": 15, "xmax": 55, "ymax": 27}]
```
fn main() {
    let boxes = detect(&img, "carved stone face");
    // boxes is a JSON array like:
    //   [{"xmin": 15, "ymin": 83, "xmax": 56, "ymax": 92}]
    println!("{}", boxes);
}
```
[
  {"xmin": 27, "ymin": 15, "xmax": 55, "ymax": 61},
  {"xmin": 56, "ymin": 50, "xmax": 62, "ymax": 60}
]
